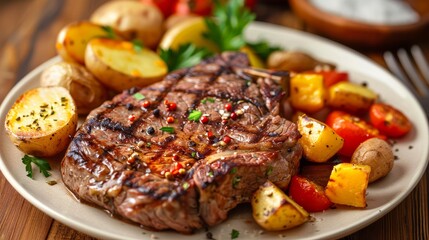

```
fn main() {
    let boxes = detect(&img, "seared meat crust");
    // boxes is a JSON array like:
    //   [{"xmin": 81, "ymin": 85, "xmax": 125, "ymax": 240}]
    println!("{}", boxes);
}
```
[{"xmin": 61, "ymin": 52, "xmax": 302, "ymax": 233}]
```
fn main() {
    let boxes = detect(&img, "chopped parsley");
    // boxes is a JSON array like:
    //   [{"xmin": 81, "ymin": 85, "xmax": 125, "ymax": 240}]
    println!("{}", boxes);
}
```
[
  {"xmin": 201, "ymin": 97, "xmax": 215, "ymax": 104},
  {"xmin": 230, "ymin": 167, "xmax": 238, "ymax": 174},
  {"xmin": 159, "ymin": 126, "xmax": 175, "ymax": 133},
  {"xmin": 232, "ymin": 176, "xmax": 241, "ymax": 188},
  {"xmin": 188, "ymin": 110, "xmax": 203, "ymax": 122},
  {"xmin": 131, "ymin": 39, "xmax": 144, "ymax": 52},
  {"xmin": 231, "ymin": 229, "xmax": 240, "ymax": 239},
  {"xmin": 101, "ymin": 25, "xmax": 116, "ymax": 39},
  {"xmin": 265, "ymin": 165, "xmax": 273, "ymax": 176},
  {"xmin": 133, "ymin": 92, "xmax": 145, "ymax": 100},
  {"xmin": 21, "ymin": 155, "xmax": 51, "ymax": 179}
]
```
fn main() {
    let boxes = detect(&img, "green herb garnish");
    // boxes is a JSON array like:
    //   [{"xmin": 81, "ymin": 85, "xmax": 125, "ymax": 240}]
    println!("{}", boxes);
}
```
[
  {"xmin": 188, "ymin": 110, "xmax": 203, "ymax": 122},
  {"xmin": 230, "ymin": 167, "xmax": 237, "ymax": 174},
  {"xmin": 160, "ymin": 43, "xmax": 213, "ymax": 72},
  {"xmin": 131, "ymin": 39, "xmax": 144, "ymax": 52},
  {"xmin": 203, "ymin": 0, "xmax": 255, "ymax": 51},
  {"xmin": 22, "ymin": 155, "xmax": 51, "ymax": 179},
  {"xmin": 183, "ymin": 182, "xmax": 190, "ymax": 190},
  {"xmin": 232, "ymin": 175, "xmax": 241, "ymax": 188},
  {"xmin": 201, "ymin": 97, "xmax": 215, "ymax": 104},
  {"xmin": 160, "ymin": 126, "xmax": 175, "ymax": 133},
  {"xmin": 231, "ymin": 229, "xmax": 240, "ymax": 239},
  {"xmin": 265, "ymin": 165, "xmax": 273, "ymax": 177},
  {"xmin": 101, "ymin": 26, "xmax": 116, "ymax": 39},
  {"xmin": 246, "ymin": 40, "xmax": 282, "ymax": 61},
  {"xmin": 133, "ymin": 92, "xmax": 145, "ymax": 100}
]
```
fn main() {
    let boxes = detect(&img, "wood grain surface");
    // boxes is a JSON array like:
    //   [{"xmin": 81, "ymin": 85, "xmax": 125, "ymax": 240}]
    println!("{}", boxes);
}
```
[{"xmin": 0, "ymin": 0, "xmax": 428, "ymax": 239}]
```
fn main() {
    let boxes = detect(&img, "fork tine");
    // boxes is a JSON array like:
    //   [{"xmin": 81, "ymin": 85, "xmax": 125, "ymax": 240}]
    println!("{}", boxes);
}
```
[
  {"xmin": 384, "ymin": 51, "xmax": 419, "ymax": 95},
  {"xmin": 410, "ymin": 45, "xmax": 429, "ymax": 85},
  {"xmin": 397, "ymin": 48, "xmax": 429, "ymax": 96}
]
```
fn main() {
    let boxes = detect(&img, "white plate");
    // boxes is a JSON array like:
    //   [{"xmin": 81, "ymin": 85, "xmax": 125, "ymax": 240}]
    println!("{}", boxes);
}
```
[{"xmin": 1, "ymin": 22, "xmax": 428, "ymax": 240}]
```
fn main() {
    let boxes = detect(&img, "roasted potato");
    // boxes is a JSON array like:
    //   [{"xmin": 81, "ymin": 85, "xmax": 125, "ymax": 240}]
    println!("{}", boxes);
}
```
[
  {"xmin": 290, "ymin": 73, "xmax": 326, "ymax": 113},
  {"xmin": 40, "ymin": 61, "xmax": 108, "ymax": 114},
  {"xmin": 90, "ymin": 0, "xmax": 164, "ymax": 49},
  {"xmin": 56, "ymin": 21, "xmax": 117, "ymax": 65},
  {"xmin": 267, "ymin": 51, "xmax": 334, "ymax": 72},
  {"xmin": 351, "ymin": 138, "xmax": 394, "ymax": 183},
  {"xmin": 325, "ymin": 163, "xmax": 371, "ymax": 208},
  {"xmin": 4, "ymin": 87, "xmax": 78, "ymax": 157},
  {"xmin": 327, "ymin": 82, "xmax": 377, "ymax": 113},
  {"xmin": 252, "ymin": 181, "xmax": 309, "ymax": 231},
  {"xmin": 85, "ymin": 38, "xmax": 168, "ymax": 91},
  {"xmin": 297, "ymin": 114, "xmax": 344, "ymax": 163}
]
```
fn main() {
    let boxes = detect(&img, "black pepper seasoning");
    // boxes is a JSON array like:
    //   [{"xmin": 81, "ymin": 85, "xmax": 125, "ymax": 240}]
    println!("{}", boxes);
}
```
[
  {"xmin": 153, "ymin": 108, "xmax": 160, "ymax": 117},
  {"xmin": 146, "ymin": 126, "xmax": 155, "ymax": 135},
  {"xmin": 125, "ymin": 103, "xmax": 134, "ymax": 110}
]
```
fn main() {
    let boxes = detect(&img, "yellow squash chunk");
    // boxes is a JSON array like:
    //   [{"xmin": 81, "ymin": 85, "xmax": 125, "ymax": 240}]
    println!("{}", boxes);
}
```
[
  {"xmin": 290, "ymin": 73, "xmax": 326, "ymax": 113},
  {"xmin": 85, "ymin": 38, "xmax": 168, "ymax": 91},
  {"xmin": 252, "ymin": 181, "xmax": 309, "ymax": 231},
  {"xmin": 327, "ymin": 82, "xmax": 377, "ymax": 113},
  {"xmin": 5, "ymin": 87, "xmax": 78, "ymax": 157},
  {"xmin": 325, "ymin": 163, "xmax": 371, "ymax": 208},
  {"xmin": 56, "ymin": 21, "xmax": 117, "ymax": 65},
  {"xmin": 297, "ymin": 114, "xmax": 344, "ymax": 162}
]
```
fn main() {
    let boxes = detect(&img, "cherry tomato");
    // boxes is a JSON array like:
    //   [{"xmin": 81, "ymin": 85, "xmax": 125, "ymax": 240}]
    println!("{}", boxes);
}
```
[
  {"xmin": 288, "ymin": 175, "xmax": 332, "ymax": 212},
  {"xmin": 325, "ymin": 111, "xmax": 387, "ymax": 157},
  {"xmin": 140, "ymin": 0, "xmax": 177, "ymax": 17},
  {"xmin": 174, "ymin": 0, "xmax": 213, "ymax": 16},
  {"xmin": 369, "ymin": 103, "xmax": 412, "ymax": 138}
]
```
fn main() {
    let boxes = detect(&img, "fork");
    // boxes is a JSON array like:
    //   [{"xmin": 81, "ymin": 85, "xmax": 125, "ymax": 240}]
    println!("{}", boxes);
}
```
[{"xmin": 384, "ymin": 45, "xmax": 429, "ymax": 117}]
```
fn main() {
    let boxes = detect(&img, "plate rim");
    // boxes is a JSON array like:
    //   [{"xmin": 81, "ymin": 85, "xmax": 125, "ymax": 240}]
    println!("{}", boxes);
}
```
[{"xmin": 1, "ymin": 22, "xmax": 428, "ymax": 240}]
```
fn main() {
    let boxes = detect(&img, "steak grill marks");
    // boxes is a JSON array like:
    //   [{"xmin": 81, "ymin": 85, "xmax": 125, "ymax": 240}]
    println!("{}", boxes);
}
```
[{"xmin": 61, "ymin": 52, "xmax": 302, "ymax": 233}]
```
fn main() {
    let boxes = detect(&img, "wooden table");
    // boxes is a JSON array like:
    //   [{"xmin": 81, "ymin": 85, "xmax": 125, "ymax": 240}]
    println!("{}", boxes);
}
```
[{"xmin": 0, "ymin": 0, "xmax": 428, "ymax": 239}]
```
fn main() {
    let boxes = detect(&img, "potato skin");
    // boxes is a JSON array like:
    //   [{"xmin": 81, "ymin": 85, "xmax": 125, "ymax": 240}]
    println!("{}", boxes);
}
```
[
  {"xmin": 351, "ymin": 138, "xmax": 394, "ymax": 183},
  {"xmin": 56, "ymin": 21, "xmax": 115, "ymax": 64},
  {"xmin": 267, "ymin": 51, "xmax": 334, "ymax": 72},
  {"xmin": 40, "ymin": 61, "xmax": 108, "ymax": 114},
  {"xmin": 5, "ymin": 87, "xmax": 78, "ymax": 157},
  {"xmin": 90, "ymin": 0, "xmax": 164, "ymax": 49},
  {"xmin": 85, "ymin": 38, "xmax": 167, "ymax": 91}
]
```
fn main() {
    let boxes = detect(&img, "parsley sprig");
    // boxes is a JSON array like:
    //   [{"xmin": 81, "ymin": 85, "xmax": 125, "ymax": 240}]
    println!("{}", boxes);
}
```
[
  {"xmin": 188, "ymin": 110, "xmax": 203, "ymax": 122},
  {"xmin": 246, "ymin": 40, "xmax": 282, "ymax": 61},
  {"xmin": 159, "ymin": 43, "xmax": 213, "ymax": 72},
  {"xmin": 22, "ymin": 155, "xmax": 52, "ymax": 179},
  {"xmin": 203, "ymin": 0, "xmax": 255, "ymax": 51}
]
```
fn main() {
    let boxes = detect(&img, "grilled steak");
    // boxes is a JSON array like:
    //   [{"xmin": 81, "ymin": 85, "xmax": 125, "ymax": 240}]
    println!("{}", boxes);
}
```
[{"xmin": 61, "ymin": 52, "xmax": 302, "ymax": 233}]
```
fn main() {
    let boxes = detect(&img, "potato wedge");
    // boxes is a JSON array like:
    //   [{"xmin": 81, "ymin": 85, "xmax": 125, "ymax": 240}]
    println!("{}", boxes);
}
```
[
  {"xmin": 40, "ymin": 61, "xmax": 108, "ymax": 114},
  {"xmin": 290, "ymin": 73, "xmax": 326, "ymax": 113},
  {"xmin": 5, "ymin": 87, "xmax": 78, "ymax": 157},
  {"xmin": 56, "ymin": 21, "xmax": 117, "ymax": 65},
  {"xmin": 252, "ymin": 181, "xmax": 309, "ymax": 231},
  {"xmin": 297, "ymin": 114, "xmax": 344, "ymax": 162},
  {"xmin": 325, "ymin": 163, "xmax": 371, "ymax": 208},
  {"xmin": 85, "ymin": 38, "xmax": 168, "ymax": 91},
  {"xmin": 327, "ymin": 82, "xmax": 377, "ymax": 113}
]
